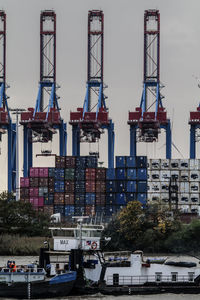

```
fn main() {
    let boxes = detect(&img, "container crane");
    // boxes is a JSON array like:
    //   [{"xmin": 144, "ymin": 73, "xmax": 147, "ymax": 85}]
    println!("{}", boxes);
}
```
[
  {"xmin": 128, "ymin": 10, "xmax": 171, "ymax": 158},
  {"xmin": 0, "ymin": 11, "xmax": 16, "ymax": 192},
  {"xmin": 69, "ymin": 10, "xmax": 115, "ymax": 168},
  {"xmin": 189, "ymin": 77, "xmax": 200, "ymax": 158},
  {"xmin": 20, "ymin": 11, "xmax": 67, "ymax": 177}
]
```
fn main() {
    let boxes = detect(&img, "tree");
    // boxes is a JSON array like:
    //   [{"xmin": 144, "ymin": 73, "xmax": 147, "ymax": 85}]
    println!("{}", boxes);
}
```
[{"xmin": 0, "ymin": 192, "xmax": 50, "ymax": 236}]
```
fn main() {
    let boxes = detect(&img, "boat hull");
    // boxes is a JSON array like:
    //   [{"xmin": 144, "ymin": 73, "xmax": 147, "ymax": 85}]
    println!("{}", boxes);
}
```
[{"xmin": 0, "ymin": 273, "xmax": 76, "ymax": 299}]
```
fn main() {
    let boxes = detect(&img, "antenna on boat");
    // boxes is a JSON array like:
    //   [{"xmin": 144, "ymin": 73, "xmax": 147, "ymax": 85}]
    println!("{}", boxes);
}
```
[{"xmin": 72, "ymin": 216, "xmax": 89, "ymax": 249}]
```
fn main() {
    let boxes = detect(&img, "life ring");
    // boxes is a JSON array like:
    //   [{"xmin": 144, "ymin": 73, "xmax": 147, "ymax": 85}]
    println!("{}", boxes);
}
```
[{"xmin": 91, "ymin": 241, "xmax": 97, "ymax": 250}]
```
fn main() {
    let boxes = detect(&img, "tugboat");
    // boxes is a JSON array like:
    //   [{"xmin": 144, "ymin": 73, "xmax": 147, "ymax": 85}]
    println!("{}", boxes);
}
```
[
  {"xmin": 97, "ymin": 251, "xmax": 200, "ymax": 295},
  {"xmin": 0, "ymin": 249, "xmax": 76, "ymax": 299}
]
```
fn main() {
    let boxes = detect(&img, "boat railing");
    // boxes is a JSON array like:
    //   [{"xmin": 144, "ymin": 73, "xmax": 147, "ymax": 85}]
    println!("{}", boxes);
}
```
[
  {"xmin": 106, "ymin": 274, "xmax": 194, "ymax": 285},
  {"xmin": 0, "ymin": 267, "xmax": 45, "ymax": 274}
]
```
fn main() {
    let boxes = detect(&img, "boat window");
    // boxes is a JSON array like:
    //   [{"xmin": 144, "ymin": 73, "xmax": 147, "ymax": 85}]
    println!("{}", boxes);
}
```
[
  {"xmin": 113, "ymin": 273, "xmax": 119, "ymax": 286},
  {"xmin": 171, "ymin": 272, "xmax": 178, "ymax": 282},
  {"xmin": 52, "ymin": 229, "xmax": 75, "ymax": 237},
  {"xmin": 155, "ymin": 272, "xmax": 162, "ymax": 282},
  {"xmin": 188, "ymin": 272, "xmax": 194, "ymax": 282}
]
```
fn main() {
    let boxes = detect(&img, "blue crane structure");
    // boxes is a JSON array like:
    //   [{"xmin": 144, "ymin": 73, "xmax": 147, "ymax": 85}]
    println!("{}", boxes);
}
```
[
  {"xmin": 128, "ymin": 10, "xmax": 172, "ymax": 158},
  {"xmin": 69, "ymin": 10, "xmax": 115, "ymax": 169},
  {"xmin": 0, "ymin": 11, "xmax": 16, "ymax": 192},
  {"xmin": 20, "ymin": 10, "xmax": 67, "ymax": 177},
  {"xmin": 189, "ymin": 106, "xmax": 200, "ymax": 158}
]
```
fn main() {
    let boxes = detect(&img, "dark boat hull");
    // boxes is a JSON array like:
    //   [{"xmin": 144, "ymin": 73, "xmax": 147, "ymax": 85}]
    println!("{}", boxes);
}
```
[
  {"xmin": 0, "ymin": 277, "xmax": 76, "ymax": 299},
  {"xmin": 100, "ymin": 283, "xmax": 200, "ymax": 296}
]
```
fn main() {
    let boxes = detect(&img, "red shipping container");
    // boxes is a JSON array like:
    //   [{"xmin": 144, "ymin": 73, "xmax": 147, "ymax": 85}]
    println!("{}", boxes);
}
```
[
  {"xmin": 96, "ymin": 168, "xmax": 106, "ymax": 180},
  {"xmin": 24, "ymin": 178, "xmax": 30, "ymax": 187},
  {"xmin": 21, "ymin": 188, "xmax": 29, "ymax": 197},
  {"xmin": 65, "ymin": 181, "xmax": 75, "ymax": 193},
  {"xmin": 85, "ymin": 205, "xmax": 95, "ymax": 216},
  {"xmin": 85, "ymin": 181, "xmax": 96, "ymax": 193},
  {"xmin": 29, "ymin": 188, "xmax": 39, "ymax": 197},
  {"xmin": 96, "ymin": 181, "xmax": 106, "ymax": 193},
  {"xmin": 65, "ymin": 156, "xmax": 76, "ymax": 168},
  {"xmin": 20, "ymin": 177, "xmax": 25, "ymax": 187},
  {"xmin": 30, "ymin": 167, "xmax": 39, "ymax": 177},
  {"xmin": 38, "ymin": 197, "xmax": 44, "ymax": 207},
  {"xmin": 64, "ymin": 193, "xmax": 74, "ymax": 205},
  {"xmin": 29, "ymin": 177, "xmax": 39, "ymax": 187},
  {"xmin": 48, "ymin": 178, "xmax": 54, "ymax": 187},
  {"xmin": 39, "ymin": 178, "xmax": 48, "ymax": 187},
  {"xmin": 54, "ymin": 193, "xmax": 65, "ymax": 204},
  {"xmin": 30, "ymin": 197, "xmax": 39, "ymax": 207},
  {"xmin": 49, "ymin": 187, "xmax": 54, "ymax": 193},
  {"xmin": 85, "ymin": 168, "xmax": 96, "ymax": 181},
  {"xmin": 43, "ymin": 205, "xmax": 54, "ymax": 216},
  {"xmin": 96, "ymin": 193, "xmax": 106, "ymax": 205}
]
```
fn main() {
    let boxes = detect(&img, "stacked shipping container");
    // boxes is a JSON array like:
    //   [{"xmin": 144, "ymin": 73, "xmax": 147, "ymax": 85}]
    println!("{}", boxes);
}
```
[
  {"xmin": 20, "ymin": 155, "xmax": 148, "ymax": 220},
  {"xmin": 147, "ymin": 159, "xmax": 200, "ymax": 213}
]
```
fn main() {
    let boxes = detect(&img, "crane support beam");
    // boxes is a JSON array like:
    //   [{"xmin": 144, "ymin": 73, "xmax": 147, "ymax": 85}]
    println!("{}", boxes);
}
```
[
  {"xmin": 21, "ymin": 10, "xmax": 67, "ymax": 177},
  {"xmin": 70, "ymin": 10, "xmax": 114, "ymax": 167},
  {"xmin": 128, "ymin": 9, "xmax": 171, "ymax": 158},
  {"xmin": 0, "ymin": 11, "xmax": 16, "ymax": 192}
]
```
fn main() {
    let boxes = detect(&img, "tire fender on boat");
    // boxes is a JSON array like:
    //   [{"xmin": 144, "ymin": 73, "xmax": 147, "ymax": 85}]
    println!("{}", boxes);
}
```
[{"xmin": 91, "ymin": 241, "xmax": 97, "ymax": 250}]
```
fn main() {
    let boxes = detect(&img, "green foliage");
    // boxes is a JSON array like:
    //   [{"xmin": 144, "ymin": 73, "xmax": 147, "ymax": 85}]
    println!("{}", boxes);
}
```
[
  {"xmin": 103, "ymin": 201, "xmax": 200, "ymax": 254},
  {"xmin": 0, "ymin": 192, "xmax": 51, "ymax": 237}
]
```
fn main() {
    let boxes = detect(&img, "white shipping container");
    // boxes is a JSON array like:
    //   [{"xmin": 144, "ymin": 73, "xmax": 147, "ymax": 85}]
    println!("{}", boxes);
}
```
[
  {"xmin": 180, "ymin": 182, "xmax": 189, "ymax": 193},
  {"xmin": 150, "ymin": 170, "xmax": 160, "ymax": 181},
  {"xmin": 180, "ymin": 171, "xmax": 189, "ymax": 182},
  {"xmin": 161, "ymin": 193, "xmax": 169, "ymax": 203},
  {"xmin": 191, "ymin": 205, "xmax": 199, "ymax": 213},
  {"xmin": 150, "ymin": 159, "xmax": 161, "ymax": 170},
  {"xmin": 179, "ymin": 205, "xmax": 190, "ymax": 213},
  {"xmin": 189, "ymin": 170, "xmax": 200, "ymax": 182},
  {"xmin": 160, "ymin": 159, "xmax": 170, "ymax": 170},
  {"xmin": 160, "ymin": 181, "xmax": 170, "ymax": 192},
  {"xmin": 160, "ymin": 170, "xmax": 170, "ymax": 182},
  {"xmin": 189, "ymin": 182, "xmax": 199, "ymax": 193},
  {"xmin": 170, "ymin": 159, "xmax": 179, "ymax": 170},
  {"xmin": 180, "ymin": 193, "xmax": 190, "ymax": 202},
  {"xmin": 151, "ymin": 193, "xmax": 161, "ymax": 202},
  {"xmin": 170, "ymin": 170, "xmax": 180, "ymax": 181},
  {"xmin": 189, "ymin": 159, "xmax": 199, "ymax": 170},
  {"xmin": 149, "ymin": 182, "xmax": 161, "ymax": 193},
  {"xmin": 179, "ymin": 159, "xmax": 189, "ymax": 170},
  {"xmin": 190, "ymin": 194, "xmax": 199, "ymax": 204}
]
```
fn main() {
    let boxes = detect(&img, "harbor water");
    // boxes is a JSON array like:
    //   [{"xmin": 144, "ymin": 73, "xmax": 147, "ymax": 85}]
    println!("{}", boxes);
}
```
[{"xmin": 0, "ymin": 256, "xmax": 200, "ymax": 300}]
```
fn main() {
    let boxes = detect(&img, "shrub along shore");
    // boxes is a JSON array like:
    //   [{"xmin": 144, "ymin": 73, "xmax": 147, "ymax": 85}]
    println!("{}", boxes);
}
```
[{"xmin": 0, "ymin": 234, "xmax": 51, "ymax": 255}]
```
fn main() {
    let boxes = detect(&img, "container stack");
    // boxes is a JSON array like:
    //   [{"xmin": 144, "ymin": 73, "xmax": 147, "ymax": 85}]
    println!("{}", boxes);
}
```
[
  {"xmin": 147, "ymin": 159, "xmax": 200, "ymax": 213},
  {"xmin": 105, "ymin": 156, "xmax": 148, "ymax": 216},
  {"xmin": 20, "ymin": 155, "xmax": 148, "ymax": 220}
]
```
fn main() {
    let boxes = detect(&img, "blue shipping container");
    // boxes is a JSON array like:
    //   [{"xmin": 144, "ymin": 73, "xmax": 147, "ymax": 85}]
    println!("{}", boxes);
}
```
[
  {"xmin": 137, "ymin": 181, "xmax": 147, "ymax": 193},
  {"xmin": 137, "ymin": 168, "xmax": 147, "ymax": 180},
  {"xmin": 85, "ymin": 193, "xmax": 96, "ymax": 205},
  {"xmin": 116, "ymin": 193, "xmax": 126, "ymax": 205},
  {"xmin": 105, "ymin": 205, "xmax": 117, "ymax": 216},
  {"xmin": 137, "ymin": 193, "xmax": 147, "ymax": 204},
  {"xmin": 116, "ymin": 168, "xmax": 126, "ymax": 180},
  {"xmin": 48, "ymin": 168, "xmax": 55, "ymax": 178},
  {"xmin": 65, "ymin": 205, "xmax": 75, "ymax": 216},
  {"xmin": 106, "ymin": 193, "xmax": 116, "ymax": 205},
  {"xmin": 126, "ymin": 156, "xmax": 136, "ymax": 168},
  {"xmin": 126, "ymin": 193, "xmax": 136, "ymax": 202},
  {"xmin": 136, "ymin": 156, "xmax": 147, "ymax": 168},
  {"xmin": 116, "ymin": 156, "xmax": 126, "ymax": 168},
  {"xmin": 106, "ymin": 168, "xmax": 116, "ymax": 180},
  {"xmin": 106, "ymin": 180, "xmax": 116, "ymax": 193},
  {"xmin": 86, "ymin": 156, "xmax": 98, "ymax": 168},
  {"xmin": 116, "ymin": 180, "xmax": 126, "ymax": 193},
  {"xmin": 54, "ymin": 205, "xmax": 65, "ymax": 215},
  {"xmin": 127, "ymin": 169, "xmax": 137, "ymax": 180},
  {"xmin": 75, "ymin": 206, "xmax": 85, "ymax": 216},
  {"xmin": 126, "ymin": 181, "xmax": 137, "ymax": 193}
]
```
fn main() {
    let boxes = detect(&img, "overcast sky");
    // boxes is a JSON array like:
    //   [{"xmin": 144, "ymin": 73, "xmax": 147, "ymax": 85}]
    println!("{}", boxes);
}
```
[{"xmin": 1, "ymin": 0, "xmax": 200, "ymax": 190}]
